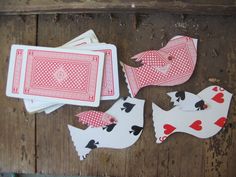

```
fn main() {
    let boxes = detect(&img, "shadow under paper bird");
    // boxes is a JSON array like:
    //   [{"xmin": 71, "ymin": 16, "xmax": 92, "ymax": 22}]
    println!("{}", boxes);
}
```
[
  {"xmin": 121, "ymin": 36, "xmax": 198, "ymax": 97},
  {"xmin": 152, "ymin": 85, "xmax": 233, "ymax": 143},
  {"xmin": 68, "ymin": 97, "xmax": 145, "ymax": 160}
]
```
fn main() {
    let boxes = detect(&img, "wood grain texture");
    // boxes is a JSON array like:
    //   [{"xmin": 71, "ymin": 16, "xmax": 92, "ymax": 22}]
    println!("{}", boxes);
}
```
[
  {"xmin": 35, "ymin": 14, "xmax": 236, "ymax": 177},
  {"xmin": 1, "ymin": 0, "xmax": 236, "ymax": 15},
  {"xmin": 0, "ymin": 15, "xmax": 36, "ymax": 173}
]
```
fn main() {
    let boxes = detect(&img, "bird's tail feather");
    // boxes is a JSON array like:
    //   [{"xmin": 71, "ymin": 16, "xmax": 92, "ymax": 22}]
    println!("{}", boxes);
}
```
[{"xmin": 68, "ymin": 125, "xmax": 90, "ymax": 160}]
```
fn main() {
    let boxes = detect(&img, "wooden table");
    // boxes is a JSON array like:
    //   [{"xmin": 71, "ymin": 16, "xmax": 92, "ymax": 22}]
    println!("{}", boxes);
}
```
[{"xmin": 0, "ymin": 3, "xmax": 236, "ymax": 177}]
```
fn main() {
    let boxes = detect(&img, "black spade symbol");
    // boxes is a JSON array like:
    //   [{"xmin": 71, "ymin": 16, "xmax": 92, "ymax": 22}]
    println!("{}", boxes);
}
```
[
  {"xmin": 195, "ymin": 100, "xmax": 205, "ymax": 110},
  {"xmin": 175, "ymin": 91, "xmax": 185, "ymax": 102},
  {"xmin": 121, "ymin": 102, "xmax": 135, "ymax": 113},
  {"xmin": 102, "ymin": 123, "xmax": 117, "ymax": 132},
  {"xmin": 85, "ymin": 140, "xmax": 99, "ymax": 149},
  {"xmin": 129, "ymin": 125, "xmax": 143, "ymax": 136}
]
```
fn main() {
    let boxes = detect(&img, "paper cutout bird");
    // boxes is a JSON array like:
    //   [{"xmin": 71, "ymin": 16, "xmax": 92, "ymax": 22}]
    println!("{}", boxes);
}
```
[
  {"xmin": 152, "ymin": 85, "xmax": 232, "ymax": 143},
  {"xmin": 68, "ymin": 97, "xmax": 145, "ymax": 160},
  {"xmin": 121, "ymin": 36, "xmax": 198, "ymax": 97}
]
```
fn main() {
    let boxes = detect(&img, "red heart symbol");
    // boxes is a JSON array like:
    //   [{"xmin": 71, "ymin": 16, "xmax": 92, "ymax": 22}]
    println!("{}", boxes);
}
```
[
  {"xmin": 212, "ymin": 86, "xmax": 218, "ymax": 92},
  {"xmin": 163, "ymin": 124, "xmax": 176, "ymax": 135},
  {"xmin": 189, "ymin": 120, "xmax": 202, "ymax": 131},
  {"xmin": 212, "ymin": 93, "xmax": 224, "ymax": 103},
  {"xmin": 214, "ymin": 117, "xmax": 227, "ymax": 127}
]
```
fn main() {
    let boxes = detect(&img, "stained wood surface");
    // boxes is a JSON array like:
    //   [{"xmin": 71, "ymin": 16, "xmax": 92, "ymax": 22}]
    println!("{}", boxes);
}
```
[
  {"xmin": 36, "ymin": 14, "xmax": 236, "ymax": 176},
  {"xmin": 0, "ymin": 15, "xmax": 36, "ymax": 173},
  {"xmin": 0, "ymin": 13, "xmax": 236, "ymax": 177},
  {"xmin": 1, "ymin": 0, "xmax": 236, "ymax": 15}
]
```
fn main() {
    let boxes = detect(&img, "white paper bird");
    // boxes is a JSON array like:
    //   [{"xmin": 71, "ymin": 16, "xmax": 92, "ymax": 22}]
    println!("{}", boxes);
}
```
[
  {"xmin": 152, "ymin": 85, "xmax": 232, "ymax": 143},
  {"xmin": 68, "ymin": 97, "xmax": 145, "ymax": 160}
]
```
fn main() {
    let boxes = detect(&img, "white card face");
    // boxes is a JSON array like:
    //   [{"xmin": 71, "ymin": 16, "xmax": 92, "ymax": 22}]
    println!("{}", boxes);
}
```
[
  {"xmin": 24, "ymin": 99, "xmax": 57, "ymax": 113},
  {"xmin": 44, "ymin": 104, "xmax": 63, "ymax": 114},
  {"xmin": 68, "ymin": 97, "xmax": 145, "ymax": 160},
  {"xmin": 152, "ymin": 86, "xmax": 233, "ymax": 143},
  {"xmin": 63, "ymin": 38, "xmax": 91, "ymax": 47},
  {"xmin": 63, "ymin": 29, "xmax": 99, "ymax": 46},
  {"xmin": 6, "ymin": 44, "xmax": 105, "ymax": 107}
]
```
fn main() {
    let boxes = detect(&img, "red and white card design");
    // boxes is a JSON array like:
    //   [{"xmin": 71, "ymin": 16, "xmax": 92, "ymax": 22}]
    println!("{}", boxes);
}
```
[
  {"xmin": 41, "ymin": 44, "xmax": 120, "ymax": 114},
  {"xmin": 121, "ymin": 36, "xmax": 198, "ymax": 97},
  {"xmin": 68, "ymin": 97, "xmax": 145, "ymax": 160},
  {"xmin": 152, "ymin": 86, "xmax": 232, "ymax": 143},
  {"xmin": 76, "ymin": 110, "xmax": 117, "ymax": 128},
  {"xmin": 23, "ymin": 33, "xmax": 95, "ymax": 113},
  {"xmin": 73, "ymin": 44, "xmax": 119, "ymax": 100},
  {"xmin": 24, "ymin": 43, "xmax": 119, "ymax": 113},
  {"xmin": 6, "ymin": 45, "xmax": 105, "ymax": 107}
]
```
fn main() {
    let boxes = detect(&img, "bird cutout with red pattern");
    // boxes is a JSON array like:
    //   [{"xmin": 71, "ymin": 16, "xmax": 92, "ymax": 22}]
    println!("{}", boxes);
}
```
[
  {"xmin": 120, "ymin": 36, "xmax": 198, "ymax": 97},
  {"xmin": 68, "ymin": 97, "xmax": 145, "ymax": 160},
  {"xmin": 152, "ymin": 85, "xmax": 232, "ymax": 143},
  {"xmin": 76, "ymin": 110, "xmax": 117, "ymax": 128}
]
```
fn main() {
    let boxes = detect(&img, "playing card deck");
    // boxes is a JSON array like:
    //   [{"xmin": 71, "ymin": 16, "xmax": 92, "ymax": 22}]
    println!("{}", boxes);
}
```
[{"xmin": 6, "ymin": 30, "xmax": 120, "ymax": 113}]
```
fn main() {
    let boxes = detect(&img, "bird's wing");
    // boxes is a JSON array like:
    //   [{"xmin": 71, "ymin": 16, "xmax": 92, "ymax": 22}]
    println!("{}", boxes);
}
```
[
  {"xmin": 131, "ymin": 50, "xmax": 169, "ymax": 67},
  {"xmin": 75, "ymin": 110, "xmax": 117, "ymax": 128},
  {"xmin": 167, "ymin": 91, "xmax": 207, "ymax": 111}
]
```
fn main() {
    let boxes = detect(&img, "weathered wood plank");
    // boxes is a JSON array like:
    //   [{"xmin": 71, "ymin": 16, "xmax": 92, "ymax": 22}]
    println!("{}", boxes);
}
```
[
  {"xmin": 0, "ymin": 15, "xmax": 36, "ymax": 173},
  {"xmin": 35, "ymin": 13, "xmax": 236, "ymax": 177},
  {"xmin": 0, "ymin": 0, "xmax": 236, "ymax": 15},
  {"xmin": 202, "ymin": 18, "xmax": 236, "ymax": 177}
]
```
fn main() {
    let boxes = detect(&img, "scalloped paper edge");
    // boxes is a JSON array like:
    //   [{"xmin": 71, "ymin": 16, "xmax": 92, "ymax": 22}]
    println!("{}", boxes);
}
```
[{"xmin": 119, "ymin": 61, "xmax": 134, "ymax": 97}]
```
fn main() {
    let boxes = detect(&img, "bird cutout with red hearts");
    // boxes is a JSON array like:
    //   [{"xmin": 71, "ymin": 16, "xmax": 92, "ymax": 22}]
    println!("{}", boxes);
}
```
[
  {"xmin": 120, "ymin": 36, "xmax": 198, "ymax": 97},
  {"xmin": 68, "ymin": 97, "xmax": 145, "ymax": 160},
  {"xmin": 152, "ymin": 85, "xmax": 232, "ymax": 143}
]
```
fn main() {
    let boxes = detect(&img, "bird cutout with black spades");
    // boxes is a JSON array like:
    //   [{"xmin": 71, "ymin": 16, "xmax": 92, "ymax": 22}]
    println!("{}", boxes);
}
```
[
  {"xmin": 121, "ymin": 102, "xmax": 136, "ymax": 113},
  {"xmin": 129, "ymin": 125, "xmax": 143, "ymax": 136},
  {"xmin": 153, "ymin": 85, "xmax": 233, "ymax": 143},
  {"xmin": 68, "ymin": 97, "xmax": 145, "ymax": 160},
  {"xmin": 120, "ymin": 36, "xmax": 198, "ymax": 97}
]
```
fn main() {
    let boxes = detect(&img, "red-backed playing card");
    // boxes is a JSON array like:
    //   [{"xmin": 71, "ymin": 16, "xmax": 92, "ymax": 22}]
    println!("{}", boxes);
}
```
[{"xmin": 6, "ymin": 45, "xmax": 104, "ymax": 107}]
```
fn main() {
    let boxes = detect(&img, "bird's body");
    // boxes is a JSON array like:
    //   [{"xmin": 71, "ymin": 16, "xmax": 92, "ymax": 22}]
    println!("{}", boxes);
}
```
[
  {"xmin": 121, "ymin": 36, "xmax": 198, "ymax": 97},
  {"xmin": 152, "ymin": 85, "xmax": 232, "ymax": 143},
  {"xmin": 68, "ymin": 97, "xmax": 145, "ymax": 160}
]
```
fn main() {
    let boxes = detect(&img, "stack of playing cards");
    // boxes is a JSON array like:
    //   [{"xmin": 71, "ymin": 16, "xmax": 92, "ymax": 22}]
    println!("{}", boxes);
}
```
[{"xmin": 6, "ymin": 30, "xmax": 119, "ymax": 114}]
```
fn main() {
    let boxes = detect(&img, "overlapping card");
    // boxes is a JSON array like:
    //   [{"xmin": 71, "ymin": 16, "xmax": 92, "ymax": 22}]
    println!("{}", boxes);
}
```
[{"xmin": 6, "ymin": 30, "xmax": 120, "ymax": 114}]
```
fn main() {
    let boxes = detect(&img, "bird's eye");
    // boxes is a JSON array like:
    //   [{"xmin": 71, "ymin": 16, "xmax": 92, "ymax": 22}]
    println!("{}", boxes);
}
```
[
  {"xmin": 168, "ymin": 55, "xmax": 174, "ymax": 60},
  {"xmin": 219, "ymin": 87, "xmax": 224, "ymax": 91}
]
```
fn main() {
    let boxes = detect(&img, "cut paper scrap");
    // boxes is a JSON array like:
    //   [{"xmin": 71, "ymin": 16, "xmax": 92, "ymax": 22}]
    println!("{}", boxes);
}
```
[
  {"xmin": 68, "ymin": 97, "xmax": 145, "ymax": 160},
  {"xmin": 120, "ymin": 36, "xmax": 198, "ymax": 97},
  {"xmin": 76, "ymin": 110, "xmax": 118, "ymax": 128},
  {"xmin": 152, "ymin": 85, "xmax": 233, "ymax": 143}
]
